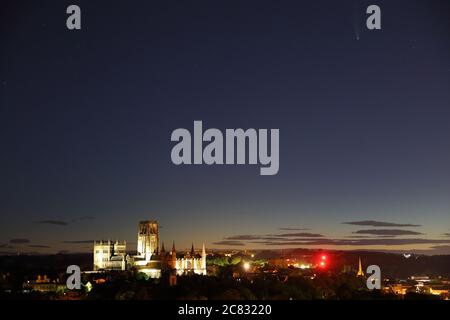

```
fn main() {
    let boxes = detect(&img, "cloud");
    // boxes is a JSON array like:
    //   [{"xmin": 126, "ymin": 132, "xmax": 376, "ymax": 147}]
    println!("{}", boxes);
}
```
[
  {"xmin": 443, "ymin": 233, "xmax": 450, "ymax": 237},
  {"xmin": 33, "ymin": 216, "xmax": 95, "ymax": 227},
  {"xmin": 353, "ymin": 229, "xmax": 422, "ymax": 236},
  {"xmin": 9, "ymin": 238, "xmax": 30, "ymax": 244},
  {"xmin": 429, "ymin": 245, "xmax": 450, "ymax": 254},
  {"xmin": 269, "ymin": 232, "xmax": 324, "ymax": 238},
  {"xmin": 212, "ymin": 240, "xmax": 245, "ymax": 246},
  {"xmin": 224, "ymin": 235, "xmax": 263, "ymax": 241},
  {"xmin": 254, "ymin": 238, "xmax": 450, "ymax": 246},
  {"xmin": 224, "ymin": 232, "xmax": 324, "ymax": 241},
  {"xmin": 347, "ymin": 235, "xmax": 396, "ymax": 238},
  {"xmin": 279, "ymin": 227, "xmax": 309, "ymax": 231},
  {"xmin": 28, "ymin": 244, "xmax": 50, "ymax": 248},
  {"xmin": 62, "ymin": 240, "xmax": 94, "ymax": 244},
  {"xmin": 431, "ymin": 245, "xmax": 450, "ymax": 249},
  {"xmin": 346, "ymin": 235, "xmax": 375, "ymax": 238},
  {"xmin": 220, "ymin": 225, "xmax": 450, "ymax": 251},
  {"xmin": 343, "ymin": 220, "xmax": 421, "ymax": 227},
  {"xmin": 34, "ymin": 220, "xmax": 68, "ymax": 226},
  {"xmin": 71, "ymin": 216, "xmax": 95, "ymax": 223}
]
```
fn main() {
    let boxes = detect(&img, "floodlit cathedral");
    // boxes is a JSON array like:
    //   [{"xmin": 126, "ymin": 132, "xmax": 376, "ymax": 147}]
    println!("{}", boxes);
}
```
[
  {"xmin": 93, "ymin": 240, "xmax": 127, "ymax": 271},
  {"xmin": 93, "ymin": 220, "xmax": 207, "ymax": 278}
]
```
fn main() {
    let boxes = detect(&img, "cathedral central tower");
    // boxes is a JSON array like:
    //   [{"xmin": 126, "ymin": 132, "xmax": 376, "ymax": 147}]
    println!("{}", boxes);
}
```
[{"xmin": 137, "ymin": 220, "xmax": 158, "ymax": 261}]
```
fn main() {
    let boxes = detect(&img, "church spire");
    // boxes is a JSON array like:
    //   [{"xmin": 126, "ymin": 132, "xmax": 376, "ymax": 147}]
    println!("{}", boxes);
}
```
[
  {"xmin": 357, "ymin": 257, "xmax": 364, "ymax": 277},
  {"xmin": 161, "ymin": 242, "xmax": 165, "ymax": 254},
  {"xmin": 190, "ymin": 243, "xmax": 195, "ymax": 256},
  {"xmin": 201, "ymin": 243, "xmax": 207, "ymax": 274}
]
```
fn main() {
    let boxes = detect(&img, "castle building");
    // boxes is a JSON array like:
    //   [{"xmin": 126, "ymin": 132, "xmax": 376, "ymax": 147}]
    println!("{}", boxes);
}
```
[{"xmin": 92, "ymin": 220, "xmax": 207, "ymax": 278}]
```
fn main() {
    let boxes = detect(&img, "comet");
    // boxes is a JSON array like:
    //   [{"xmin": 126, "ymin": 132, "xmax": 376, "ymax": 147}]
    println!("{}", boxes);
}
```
[{"xmin": 353, "ymin": 0, "xmax": 361, "ymax": 40}]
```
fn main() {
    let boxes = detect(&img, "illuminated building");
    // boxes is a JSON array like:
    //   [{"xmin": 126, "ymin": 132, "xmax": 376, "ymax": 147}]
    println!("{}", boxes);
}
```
[
  {"xmin": 174, "ymin": 243, "xmax": 207, "ymax": 276},
  {"xmin": 429, "ymin": 287, "xmax": 449, "ymax": 297},
  {"xmin": 136, "ymin": 220, "xmax": 158, "ymax": 261},
  {"xmin": 92, "ymin": 220, "xmax": 207, "ymax": 278},
  {"xmin": 23, "ymin": 275, "xmax": 65, "ymax": 293},
  {"xmin": 387, "ymin": 284, "xmax": 410, "ymax": 295},
  {"xmin": 93, "ymin": 240, "xmax": 127, "ymax": 271},
  {"xmin": 410, "ymin": 275, "xmax": 430, "ymax": 282},
  {"xmin": 132, "ymin": 220, "xmax": 161, "ymax": 277}
]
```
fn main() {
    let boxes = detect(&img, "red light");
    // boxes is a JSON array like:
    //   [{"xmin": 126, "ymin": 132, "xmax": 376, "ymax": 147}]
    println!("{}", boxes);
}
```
[{"xmin": 317, "ymin": 254, "xmax": 328, "ymax": 269}]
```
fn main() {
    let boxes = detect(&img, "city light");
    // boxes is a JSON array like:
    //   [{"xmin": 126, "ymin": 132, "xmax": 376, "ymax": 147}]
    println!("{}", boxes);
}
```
[
  {"xmin": 317, "ymin": 254, "xmax": 328, "ymax": 269},
  {"xmin": 243, "ymin": 262, "xmax": 251, "ymax": 271}
]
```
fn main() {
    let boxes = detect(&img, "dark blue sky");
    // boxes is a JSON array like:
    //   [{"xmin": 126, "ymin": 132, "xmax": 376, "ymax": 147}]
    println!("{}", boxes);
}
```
[{"xmin": 1, "ymin": 0, "xmax": 450, "ymax": 254}]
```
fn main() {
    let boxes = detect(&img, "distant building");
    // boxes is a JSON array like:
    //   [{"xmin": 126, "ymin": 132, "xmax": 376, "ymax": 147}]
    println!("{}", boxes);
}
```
[
  {"xmin": 23, "ymin": 275, "xmax": 65, "ymax": 293},
  {"xmin": 409, "ymin": 275, "xmax": 430, "ymax": 283},
  {"xmin": 92, "ymin": 220, "xmax": 207, "ymax": 279},
  {"xmin": 385, "ymin": 283, "xmax": 412, "ymax": 295}
]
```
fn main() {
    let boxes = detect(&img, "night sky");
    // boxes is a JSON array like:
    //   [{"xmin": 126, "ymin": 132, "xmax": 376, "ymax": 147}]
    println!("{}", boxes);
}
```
[{"xmin": 1, "ymin": 0, "xmax": 450, "ymax": 254}]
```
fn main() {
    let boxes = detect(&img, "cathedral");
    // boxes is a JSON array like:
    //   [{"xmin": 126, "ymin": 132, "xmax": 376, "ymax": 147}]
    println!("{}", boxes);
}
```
[{"xmin": 93, "ymin": 220, "xmax": 207, "ymax": 278}]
